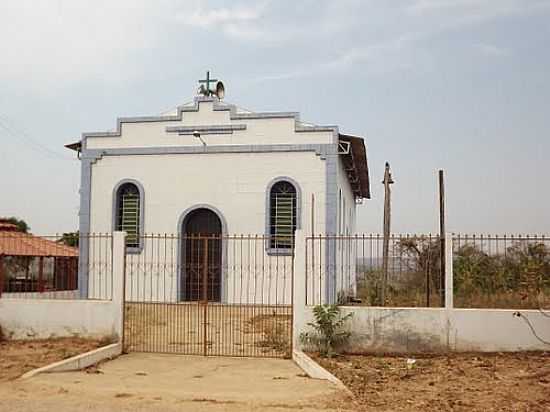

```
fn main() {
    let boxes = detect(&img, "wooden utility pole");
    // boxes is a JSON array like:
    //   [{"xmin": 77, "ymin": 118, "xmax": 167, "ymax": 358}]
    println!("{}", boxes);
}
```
[
  {"xmin": 381, "ymin": 162, "xmax": 394, "ymax": 306},
  {"xmin": 439, "ymin": 170, "xmax": 446, "ymax": 307}
]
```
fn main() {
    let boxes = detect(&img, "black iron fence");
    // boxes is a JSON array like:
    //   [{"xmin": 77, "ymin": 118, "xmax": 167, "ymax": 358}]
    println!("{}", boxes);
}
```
[
  {"xmin": 123, "ymin": 234, "xmax": 294, "ymax": 358},
  {"xmin": 305, "ymin": 234, "xmax": 443, "ymax": 307},
  {"xmin": 452, "ymin": 234, "xmax": 550, "ymax": 309}
]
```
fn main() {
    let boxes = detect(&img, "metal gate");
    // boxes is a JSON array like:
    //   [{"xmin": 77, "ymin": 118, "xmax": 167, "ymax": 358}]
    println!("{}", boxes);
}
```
[{"xmin": 122, "ymin": 234, "xmax": 293, "ymax": 358}]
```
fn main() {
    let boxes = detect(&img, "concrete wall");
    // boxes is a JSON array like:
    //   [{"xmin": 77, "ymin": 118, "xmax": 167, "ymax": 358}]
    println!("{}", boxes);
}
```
[
  {"xmin": 294, "ymin": 231, "xmax": 550, "ymax": 353},
  {"xmin": 0, "ymin": 233, "xmax": 126, "ymax": 341},
  {"xmin": 0, "ymin": 299, "xmax": 119, "ymax": 340},
  {"xmin": 297, "ymin": 306, "xmax": 550, "ymax": 353}
]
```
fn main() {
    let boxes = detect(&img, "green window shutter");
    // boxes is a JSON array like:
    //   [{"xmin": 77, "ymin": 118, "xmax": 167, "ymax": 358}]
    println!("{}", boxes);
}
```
[
  {"xmin": 117, "ymin": 184, "xmax": 141, "ymax": 248},
  {"xmin": 270, "ymin": 181, "xmax": 296, "ymax": 249}
]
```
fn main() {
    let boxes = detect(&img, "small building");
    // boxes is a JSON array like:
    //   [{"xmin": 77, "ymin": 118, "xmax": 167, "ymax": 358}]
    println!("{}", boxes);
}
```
[
  {"xmin": 0, "ymin": 220, "xmax": 78, "ymax": 297},
  {"xmin": 67, "ymin": 74, "xmax": 370, "ymax": 303}
]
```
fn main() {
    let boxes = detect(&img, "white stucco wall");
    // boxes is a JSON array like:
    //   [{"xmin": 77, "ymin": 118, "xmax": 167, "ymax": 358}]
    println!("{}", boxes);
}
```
[
  {"xmin": 0, "ymin": 299, "xmax": 120, "ymax": 340},
  {"xmin": 0, "ymin": 233, "xmax": 126, "ymax": 340},
  {"xmin": 85, "ymin": 101, "xmax": 333, "ymax": 149},
  {"xmin": 334, "ymin": 157, "xmax": 358, "ymax": 301},
  {"xmin": 337, "ymin": 156, "xmax": 356, "ymax": 235},
  {"xmin": 88, "ymin": 151, "xmax": 323, "ymax": 303},
  {"xmin": 297, "ymin": 306, "xmax": 550, "ymax": 353},
  {"xmin": 80, "ymin": 96, "xmax": 365, "ymax": 304},
  {"xmin": 89, "ymin": 151, "xmax": 326, "ymax": 235}
]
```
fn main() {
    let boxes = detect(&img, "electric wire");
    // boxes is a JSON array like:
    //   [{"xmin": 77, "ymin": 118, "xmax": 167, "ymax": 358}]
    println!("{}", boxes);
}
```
[
  {"xmin": 0, "ymin": 114, "xmax": 76, "ymax": 161},
  {"xmin": 515, "ymin": 311, "xmax": 550, "ymax": 346}
]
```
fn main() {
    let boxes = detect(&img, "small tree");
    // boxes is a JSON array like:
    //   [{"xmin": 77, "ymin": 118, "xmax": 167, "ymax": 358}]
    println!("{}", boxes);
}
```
[
  {"xmin": 2, "ymin": 217, "xmax": 30, "ymax": 233},
  {"xmin": 300, "ymin": 305, "xmax": 352, "ymax": 357},
  {"xmin": 58, "ymin": 232, "xmax": 79, "ymax": 247}
]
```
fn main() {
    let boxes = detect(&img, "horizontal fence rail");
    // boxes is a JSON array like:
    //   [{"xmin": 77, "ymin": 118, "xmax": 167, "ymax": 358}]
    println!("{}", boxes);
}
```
[
  {"xmin": 123, "ymin": 234, "xmax": 293, "ymax": 358},
  {"xmin": 306, "ymin": 234, "xmax": 443, "ymax": 307},
  {"xmin": 0, "ymin": 233, "xmax": 113, "ymax": 300},
  {"xmin": 452, "ymin": 234, "xmax": 550, "ymax": 309}
]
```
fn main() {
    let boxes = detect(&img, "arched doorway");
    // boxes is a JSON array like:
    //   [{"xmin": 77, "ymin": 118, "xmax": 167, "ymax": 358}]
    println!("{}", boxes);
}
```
[{"xmin": 181, "ymin": 208, "xmax": 222, "ymax": 302}]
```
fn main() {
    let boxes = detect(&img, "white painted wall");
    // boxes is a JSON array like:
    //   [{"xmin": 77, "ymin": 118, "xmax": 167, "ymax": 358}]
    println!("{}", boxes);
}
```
[
  {"xmin": 85, "ymin": 100, "xmax": 333, "ymax": 149},
  {"xmin": 0, "ymin": 233, "xmax": 126, "ymax": 340},
  {"xmin": 83, "ymin": 96, "xmax": 363, "ymax": 304},
  {"xmin": 89, "ymin": 151, "xmax": 326, "ymax": 235},
  {"xmin": 297, "ymin": 306, "xmax": 550, "ymax": 353},
  {"xmin": 88, "ymin": 151, "xmax": 324, "ymax": 303},
  {"xmin": 0, "ymin": 299, "xmax": 119, "ymax": 339},
  {"xmin": 335, "ymin": 156, "xmax": 358, "ymax": 300}
]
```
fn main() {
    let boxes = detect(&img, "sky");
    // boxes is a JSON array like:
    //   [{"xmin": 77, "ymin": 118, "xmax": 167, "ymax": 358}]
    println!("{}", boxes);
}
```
[{"xmin": 0, "ymin": 0, "xmax": 549, "ymax": 235}]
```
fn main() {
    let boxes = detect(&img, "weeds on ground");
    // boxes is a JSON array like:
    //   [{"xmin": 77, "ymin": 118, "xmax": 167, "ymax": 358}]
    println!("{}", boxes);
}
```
[
  {"xmin": 259, "ymin": 322, "xmax": 290, "ymax": 355},
  {"xmin": 252, "ymin": 314, "xmax": 291, "ymax": 357}
]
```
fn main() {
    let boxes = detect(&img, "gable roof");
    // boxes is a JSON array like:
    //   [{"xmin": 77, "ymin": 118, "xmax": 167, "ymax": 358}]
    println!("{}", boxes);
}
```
[{"xmin": 0, "ymin": 230, "xmax": 78, "ymax": 258}]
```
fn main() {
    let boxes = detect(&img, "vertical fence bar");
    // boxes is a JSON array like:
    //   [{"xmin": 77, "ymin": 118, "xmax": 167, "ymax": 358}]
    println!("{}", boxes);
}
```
[
  {"xmin": 445, "ymin": 234, "xmax": 454, "ymax": 309},
  {"xmin": 202, "ymin": 237, "xmax": 208, "ymax": 356},
  {"xmin": 0, "ymin": 254, "xmax": 4, "ymax": 298}
]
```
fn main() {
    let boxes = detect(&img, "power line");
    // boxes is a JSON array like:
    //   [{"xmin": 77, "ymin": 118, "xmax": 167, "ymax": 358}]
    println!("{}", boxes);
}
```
[
  {"xmin": 514, "ymin": 311, "xmax": 550, "ymax": 346},
  {"xmin": 0, "ymin": 114, "xmax": 76, "ymax": 162}
]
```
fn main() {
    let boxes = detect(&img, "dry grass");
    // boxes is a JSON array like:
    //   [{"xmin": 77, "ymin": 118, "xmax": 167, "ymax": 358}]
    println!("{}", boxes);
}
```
[
  {"xmin": 250, "ymin": 314, "xmax": 291, "ymax": 357},
  {"xmin": 454, "ymin": 291, "xmax": 550, "ymax": 309},
  {"xmin": 357, "ymin": 276, "xmax": 550, "ymax": 309}
]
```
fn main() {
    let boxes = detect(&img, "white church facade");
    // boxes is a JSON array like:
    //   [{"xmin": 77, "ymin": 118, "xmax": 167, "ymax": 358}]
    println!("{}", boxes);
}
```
[{"xmin": 68, "ymin": 76, "xmax": 370, "ymax": 305}]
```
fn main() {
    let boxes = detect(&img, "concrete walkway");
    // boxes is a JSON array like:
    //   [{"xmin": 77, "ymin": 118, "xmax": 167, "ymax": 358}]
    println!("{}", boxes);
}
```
[{"xmin": 0, "ymin": 354, "xmax": 352, "ymax": 411}]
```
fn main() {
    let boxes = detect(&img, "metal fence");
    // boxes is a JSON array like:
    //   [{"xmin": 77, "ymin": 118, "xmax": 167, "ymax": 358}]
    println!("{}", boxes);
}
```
[
  {"xmin": 123, "ymin": 234, "xmax": 293, "ymax": 358},
  {"xmin": 0, "ymin": 233, "xmax": 113, "ymax": 300},
  {"xmin": 452, "ymin": 234, "xmax": 550, "ymax": 309},
  {"xmin": 305, "ymin": 234, "xmax": 443, "ymax": 307}
]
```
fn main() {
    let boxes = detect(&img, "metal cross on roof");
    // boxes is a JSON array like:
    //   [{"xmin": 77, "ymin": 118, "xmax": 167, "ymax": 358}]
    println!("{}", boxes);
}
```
[{"xmin": 198, "ymin": 70, "xmax": 218, "ymax": 96}]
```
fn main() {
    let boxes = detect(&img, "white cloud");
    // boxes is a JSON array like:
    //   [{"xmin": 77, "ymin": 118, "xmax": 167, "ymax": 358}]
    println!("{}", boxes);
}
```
[
  {"xmin": 0, "ymin": 0, "xmax": 547, "ymax": 94},
  {"xmin": 175, "ymin": 4, "xmax": 264, "ymax": 28},
  {"xmin": 407, "ymin": 0, "xmax": 550, "ymax": 25},
  {"xmin": 0, "ymin": 0, "xmax": 169, "ymax": 91},
  {"xmin": 474, "ymin": 43, "xmax": 512, "ymax": 57}
]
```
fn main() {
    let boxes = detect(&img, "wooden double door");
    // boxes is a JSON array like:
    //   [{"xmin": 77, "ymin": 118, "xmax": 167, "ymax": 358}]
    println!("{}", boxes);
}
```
[{"xmin": 182, "ymin": 208, "xmax": 222, "ymax": 302}]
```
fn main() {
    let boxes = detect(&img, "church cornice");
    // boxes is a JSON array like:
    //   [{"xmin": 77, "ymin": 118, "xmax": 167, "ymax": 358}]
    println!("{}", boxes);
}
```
[
  {"xmin": 165, "ymin": 124, "xmax": 247, "ymax": 135},
  {"xmin": 79, "ymin": 96, "xmax": 339, "ymax": 147},
  {"xmin": 82, "ymin": 143, "xmax": 337, "ymax": 161}
]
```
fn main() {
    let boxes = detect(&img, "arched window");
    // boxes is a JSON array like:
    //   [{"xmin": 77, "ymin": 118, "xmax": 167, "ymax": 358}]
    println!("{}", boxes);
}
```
[
  {"xmin": 269, "ymin": 180, "xmax": 297, "ymax": 249},
  {"xmin": 115, "ymin": 182, "xmax": 142, "ymax": 248}
]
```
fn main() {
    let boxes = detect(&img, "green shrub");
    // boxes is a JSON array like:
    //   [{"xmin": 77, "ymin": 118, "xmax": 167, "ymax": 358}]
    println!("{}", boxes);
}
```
[{"xmin": 300, "ymin": 304, "xmax": 352, "ymax": 357}]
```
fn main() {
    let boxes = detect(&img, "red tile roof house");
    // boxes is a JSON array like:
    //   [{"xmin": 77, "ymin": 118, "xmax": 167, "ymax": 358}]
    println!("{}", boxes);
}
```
[{"xmin": 0, "ymin": 220, "xmax": 78, "ymax": 297}]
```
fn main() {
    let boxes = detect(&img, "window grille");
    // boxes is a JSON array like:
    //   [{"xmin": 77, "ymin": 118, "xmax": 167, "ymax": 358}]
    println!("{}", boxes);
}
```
[
  {"xmin": 116, "ymin": 183, "xmax": 140, "ymax": 248},
  {"xmin": 269, "ymin": 181, "xmax": 296, "ymax": 249}
]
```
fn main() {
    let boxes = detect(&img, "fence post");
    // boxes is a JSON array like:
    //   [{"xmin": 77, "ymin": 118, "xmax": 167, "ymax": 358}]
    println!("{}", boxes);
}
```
[
  {"xmin": 112, "ymin": 231, "xmax": 126, "ymax": 343},
  {"xmin": 292, "ymin": 229, "xmax": 307, "ymax": 351},
  {"xmin": 0, "ymin": 254, "xmax": 4, "ymax": 298},
  {"xmin": 445, "ymin": 233, "xmax": 454, "ymax": 309}
]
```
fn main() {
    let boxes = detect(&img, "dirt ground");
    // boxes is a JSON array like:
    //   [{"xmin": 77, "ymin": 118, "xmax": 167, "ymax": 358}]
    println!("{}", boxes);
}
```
[
  {"xmin": 124, "ymin": 302, "xmax": 292, "ymax": 358},
  {"xmin": 315, "ymin": 351, "xmax": 550, "ymax": 412},
  {"xmin": 0, "ymin": 337, "xmax": 104, "ymax": 382}
]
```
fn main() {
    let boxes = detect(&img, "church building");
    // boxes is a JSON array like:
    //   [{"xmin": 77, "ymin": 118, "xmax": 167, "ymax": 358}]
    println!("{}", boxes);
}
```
[{"xmin": 67, "ymin": 73, "xmax": 370, "ymax": 304}]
